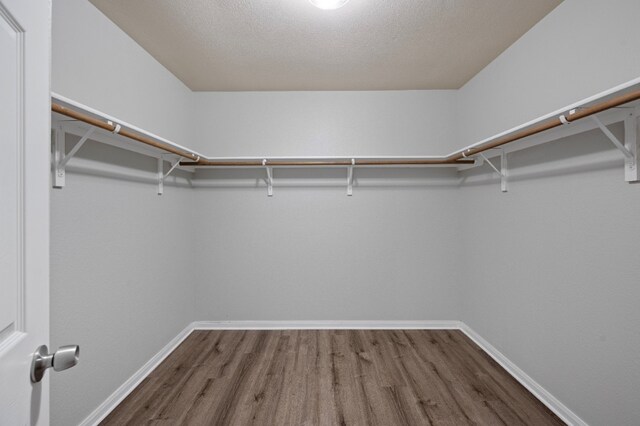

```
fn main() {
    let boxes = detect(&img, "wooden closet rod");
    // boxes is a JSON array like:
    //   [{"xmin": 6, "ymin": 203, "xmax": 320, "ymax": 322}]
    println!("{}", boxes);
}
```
[
  {"xmin": 52, "ymin": 87, "xmax": 640, "ymax": 167},
  {"xmin": 179, "ymin": 158, "xmax": 475, "ymax": 166},
  {"xmin": 51, "ymin": 103, "xmax": 200, "ymax": 161},
  {"xmin": 446, "ymin": 88, "xmax": 640, "ymax": 162}
]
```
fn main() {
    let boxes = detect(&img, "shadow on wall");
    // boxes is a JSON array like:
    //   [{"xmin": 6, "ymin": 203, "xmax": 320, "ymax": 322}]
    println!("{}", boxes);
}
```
[
  {"xmin": 55, "ymin": 134, "xmax": 193, "ymax": 188},
  {"xmin": 460, "ymin": 123, "xmax": 630, "ymax": 187},
  {"xmin": 193, "ymin": 167, "xmax": 460, "ymax": 190}
]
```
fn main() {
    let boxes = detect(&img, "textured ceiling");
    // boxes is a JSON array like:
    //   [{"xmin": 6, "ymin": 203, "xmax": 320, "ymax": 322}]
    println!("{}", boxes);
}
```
[{"xmin": 89, "ymin": 0, "xmax": 562, "ymax": 91}]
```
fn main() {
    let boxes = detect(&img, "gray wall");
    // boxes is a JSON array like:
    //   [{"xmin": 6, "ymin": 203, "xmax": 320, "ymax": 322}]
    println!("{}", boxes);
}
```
[
  {"xmin": 456, "ymin": 0, "xmax": 640, "ymax": 424},
  {"xmin": 51, "ymin": 1, "xmax": 195, "ymax": 425},
  {"xmin": 192, "ymin": 169, "xmax": 462, "ymax": 321},
  {"xmin": 459, "ymin": 129, "xmax": 640, "ymax": 426},
  {"xmin": 191, "ymin": 90, "xmax": 457, "ymax": 156},
  {"xmin": 50, "ymin": 143, "xmax": 195, "ymax": 426},
  {"xmin": 190, "ymin": 90, "xmax": 463, "ymax": 322}
]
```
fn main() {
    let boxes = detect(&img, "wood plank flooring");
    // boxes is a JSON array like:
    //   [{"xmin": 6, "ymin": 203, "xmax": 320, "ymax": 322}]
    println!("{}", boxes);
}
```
[{"xmin": 101, "ymin": 330, "xmax": 564, "ymax": 425}]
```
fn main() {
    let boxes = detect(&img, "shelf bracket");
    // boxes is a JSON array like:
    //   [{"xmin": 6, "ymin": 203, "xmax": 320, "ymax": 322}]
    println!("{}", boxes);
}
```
[
  {"xmin": 500, "ymin": 150, "xmax": 508, "ymax": 193},
  {"xmin": 157, "ymin": 158, "xmax": 164, "ymax": 195},
  {"xmin": 53, "ymin": 125, "xmax": 66, "ymax": 188},
  {"xmin": 60, "ymin": 127, "xmax": 95, "ymax": 168},
  {"xmin": 164, "ymin": 157, "xmax": 181, "ymax": 180},
  {"xmin": 479, "ymin": 151, "xmax": 508, "ymax": 192},
  {"xmin": 156, "ymin": 156, "xmax": 182, "ymax": 195},
  {"xmin": 263, "ymin": 159, "xmax": 273, "ymax": 197},
  {"xmin": 53, "ymin": 126, "xmax": 95, "ymax": 188},
  {"xmin": 591, "ymin": 116, "xmax": 634, "ymax": 160},
  {"xmin": 623, "ymin": 112, "xmax": 639, "ymax": 182},
  {"xmin": 347, "ymin": 159, "xmax": 355, "ymax": 196}
]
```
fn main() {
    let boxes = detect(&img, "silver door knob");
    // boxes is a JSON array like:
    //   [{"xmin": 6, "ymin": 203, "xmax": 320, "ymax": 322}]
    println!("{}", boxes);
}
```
[{"xmin": 30, "ymin": 344, "xmax": 80, "ymax": 383}]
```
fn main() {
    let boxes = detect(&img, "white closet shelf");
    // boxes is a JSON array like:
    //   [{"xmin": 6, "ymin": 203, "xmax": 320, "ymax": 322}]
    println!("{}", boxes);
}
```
[{"xmin": 51, "ymin": 77, "xmax": 640, "ymax": 195}]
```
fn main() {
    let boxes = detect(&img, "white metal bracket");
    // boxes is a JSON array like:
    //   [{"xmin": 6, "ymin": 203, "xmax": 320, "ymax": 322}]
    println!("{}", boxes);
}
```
[
  {"xmin": 263, "ymin": 159, "xmax": 273, "ymax": 196},
  {"xmin": 53, "ymin": 126, "xmax": 95, "ymax": 188},
  {"xmin": 479, "ymin": 150, "xmax": 508, "ymax": 192},
  {"xmin": 164, "ymin": 157, "xmax": 181, "ymax": 180},
  {"xmin": 591, "ymin": 116, "xmax": 634, "ymax": 159},
  {"xmin": 623, "ymin": 112, "xmax": 639, "ymax": 182},
  {"xmin": 157, "ymin": 158, "xmax": 164, "ymax": 195},
  {"xmin": 107, "ymin": 120, "xmax": 122, "ymax": 135},
  {"xmin": 53, "ymin": 125, "xmax": 66, "ymax": 188},
  {"xmin": 500, "ymin": 150, "xmax": 508, "ymax": 193},
  {"xmin": 591, "ymin": 114, "xmax": 638, "ymax": 182},
  {"xmin": 347, "ymin": 159, "xmax": 355, "ymax": 196},
  {"xmin": 559, "ymin": 109, "xmax": 576, "ymax": 125},
  {"xmin": 157, "ymin": 156, "xmax": 182, "ymax": 195}
]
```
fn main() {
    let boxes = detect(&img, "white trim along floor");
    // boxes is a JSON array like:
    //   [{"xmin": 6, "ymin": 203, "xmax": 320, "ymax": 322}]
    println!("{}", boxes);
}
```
[{"xmin": 79, "ymin": 320, "xmax": 587, "ymax": 426}]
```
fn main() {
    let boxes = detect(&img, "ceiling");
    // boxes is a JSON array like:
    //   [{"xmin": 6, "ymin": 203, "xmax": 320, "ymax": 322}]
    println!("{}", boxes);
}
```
[{"xmin": 90, "ymin": 0, "xmax": 562, "ymax": 91}]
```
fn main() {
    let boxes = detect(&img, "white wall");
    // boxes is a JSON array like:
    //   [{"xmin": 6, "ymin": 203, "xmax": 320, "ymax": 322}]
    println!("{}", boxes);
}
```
[
  {"xmin": 50, "ymin": 142, "xmax": 195, "ymax": 426},
  {"xmin": 457, "ymin": 0, "xmax": 640, "ymax": 424},
  {"xmin": 190, "ymin": 90, "xmax": 463, "ymax": 321},
  {"xmin": 51, "ymin": 1, "xmax": 195, "ymax": 425},
  {"xmin": 193, "ymin": 172, "xmax": 462, "ymax": 321},
  {"xmin": 460, "ymin": 129, "xmax": 640, "ymax": 425},
  {"xmin": 191, "ymin": 90, "xmax": 457, "ymax": 156},
  {"xmin": 457, "ymin": 0, "xmax": 640, "ymax": 146}
]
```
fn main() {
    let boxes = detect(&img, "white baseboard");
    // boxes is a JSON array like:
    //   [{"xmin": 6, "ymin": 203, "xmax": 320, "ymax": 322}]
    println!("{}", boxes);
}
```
[
  {"xmin": 79, "ymin": 320, "xmax": 587, "ymax": 426},
  {"xmin": 193, "ymin": 320, "xmax": 462, "ymax": 330},
  {"xmin": 458, "ymin": 323, "xmax": 588, "ymax": 426},
  {"xmin": 78, "ymin": 323, "xmax": 195, "ymax": 426}
]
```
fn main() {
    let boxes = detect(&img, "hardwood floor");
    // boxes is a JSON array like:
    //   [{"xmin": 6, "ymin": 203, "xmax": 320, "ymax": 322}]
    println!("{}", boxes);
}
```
[{"xmin": 101, "ymin": 330, "xmax": 564, "ymax": 425}]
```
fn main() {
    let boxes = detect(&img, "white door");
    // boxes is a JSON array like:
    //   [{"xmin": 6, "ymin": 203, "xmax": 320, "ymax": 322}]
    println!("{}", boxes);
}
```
[{"xmin": 0, "ymin": 0, "xmax": 51, "ymax": 424}]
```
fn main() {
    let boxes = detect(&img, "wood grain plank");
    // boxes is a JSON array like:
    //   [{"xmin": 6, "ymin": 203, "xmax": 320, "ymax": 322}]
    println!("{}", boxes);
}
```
[{"xmin": 101, "ymin": 330, "xmax": 565, "ymax": 426}]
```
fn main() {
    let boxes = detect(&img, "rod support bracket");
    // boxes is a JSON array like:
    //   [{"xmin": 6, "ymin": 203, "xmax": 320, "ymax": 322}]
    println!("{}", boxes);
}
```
[
  {"xmin": 559, "ymin": 109, "xmax": 576, "ymax": 125},
  {"xmin": 108, "ymin": 120, "xmax": 122, "ymax": 134},
  {"xmin": 53, "ymin": 125, "xmax": 66, "ymax": 188},
  {"xmin": 500, "ymin": 149, "xmax": 508, "ymax": 193},
  {"xmin": 53, "ymin": 126, "xmax": 96, "ymax": 189},
  {"xmin": 156, "ymin": 155, "xmax": 182, "ymax": 195},
  {"xmin": 157, "ymin": 158, "xmax": 164, "ymax": 195},
  {"xmin": 263, "ymin": 159, "xmax": 273, "ymax": 196},
  {"xmin": 623, "ymin": 112, "xmax": 639, "ymax": 182},
  {"xmin": 347, "ymin": 158, "xmax": 355, "ymax": 196},
  {"xmin": 479, "ymin": 151, "xmax": 508, "ymax": 192}
]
